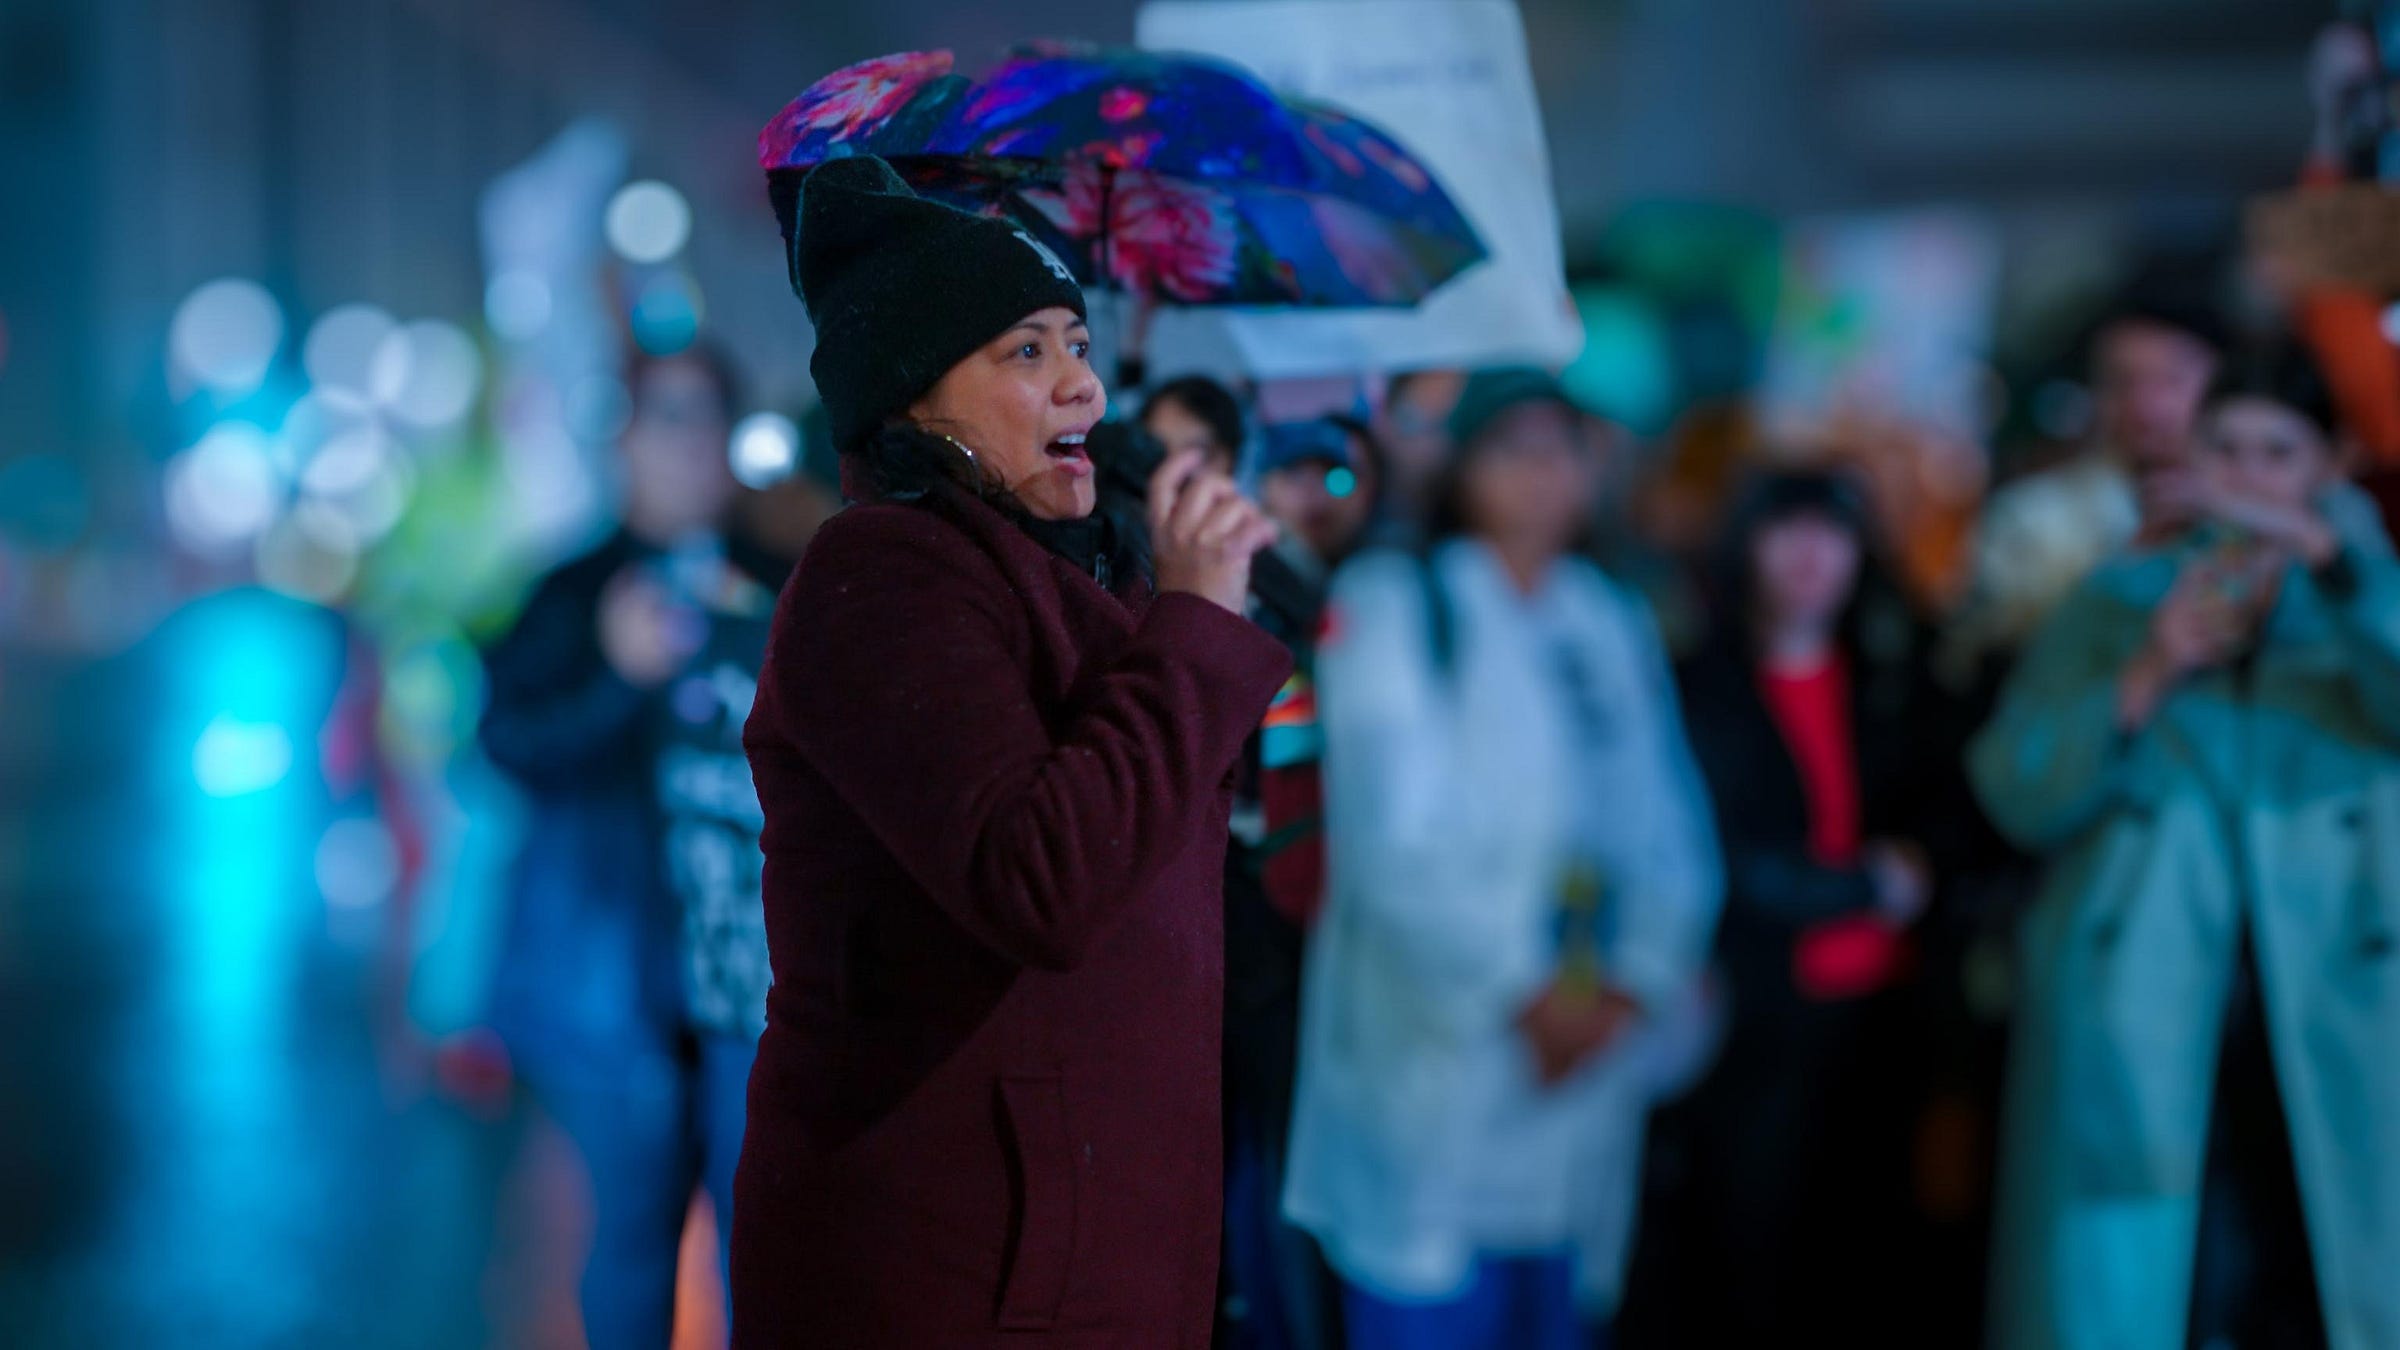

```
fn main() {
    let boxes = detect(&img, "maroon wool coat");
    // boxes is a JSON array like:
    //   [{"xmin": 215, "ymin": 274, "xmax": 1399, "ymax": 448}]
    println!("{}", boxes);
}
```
[{"xmin": 729, "ymin": 479, "xmax": 1291, "ymax": 1347}]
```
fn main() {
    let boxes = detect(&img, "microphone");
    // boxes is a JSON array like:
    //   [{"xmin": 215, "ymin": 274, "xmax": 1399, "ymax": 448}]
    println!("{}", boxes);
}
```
[{"xmin": 1091, "ymin": 422, "xmax": 1323, "ymax": 633}]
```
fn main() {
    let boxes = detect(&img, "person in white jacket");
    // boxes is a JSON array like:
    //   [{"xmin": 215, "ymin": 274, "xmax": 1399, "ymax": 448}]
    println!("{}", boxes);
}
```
[{"xmin": 1283, "ymin": 369, "xmax": 1722, "ymax": 1350}]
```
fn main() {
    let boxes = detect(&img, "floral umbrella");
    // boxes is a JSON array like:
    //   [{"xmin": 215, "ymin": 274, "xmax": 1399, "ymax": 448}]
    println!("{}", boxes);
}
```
[{"xmin": 758, "ymin": 45, "xmax": 1487, "ymax": 310}]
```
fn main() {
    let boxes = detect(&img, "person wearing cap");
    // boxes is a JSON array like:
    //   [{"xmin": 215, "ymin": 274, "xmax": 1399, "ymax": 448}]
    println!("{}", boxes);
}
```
[
  {"xmin": 1282, "ymin": 368, "xmax": 1720, "ymax": 1348},
  {"xmin": 731, "ymin": 154, "xmax": 1291, "ymax": 1346},
  {"xmin": 1255, "ymin": 417, "xmax": 1387, "ymax": 588}
]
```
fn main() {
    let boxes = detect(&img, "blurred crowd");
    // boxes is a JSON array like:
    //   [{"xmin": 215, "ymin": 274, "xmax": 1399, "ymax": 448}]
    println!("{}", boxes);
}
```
[
  {"xmin": 472, "ymin": 38, "xmax": 2400, "ymax": 1350},
  {"xmin": 22, "ymin": 9, "xmax": 2400, "ymax": 1350},
  {"xmin": 463, "ymin": 227, "xmax": 2400, "ymax": 1348},
  {"xmin": 1134, "ymin": 273, "xmax": 2400, "ymax": 1349}
]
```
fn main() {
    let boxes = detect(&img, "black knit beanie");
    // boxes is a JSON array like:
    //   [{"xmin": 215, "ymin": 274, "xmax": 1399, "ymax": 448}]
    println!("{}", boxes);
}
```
[{"xmin": 773, "ymin": 156, "xmax": 1087, "ymax": 454}]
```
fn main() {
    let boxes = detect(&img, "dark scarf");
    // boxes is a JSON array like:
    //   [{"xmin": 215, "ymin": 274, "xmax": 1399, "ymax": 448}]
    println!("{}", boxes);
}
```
[
  {"xmin": 844, "ymin": 426, "xmax": 1150, "ymax": 591},
  {"xmin": 1006, "ymin": 502, "xmax": 1137, "ymax": 592}
]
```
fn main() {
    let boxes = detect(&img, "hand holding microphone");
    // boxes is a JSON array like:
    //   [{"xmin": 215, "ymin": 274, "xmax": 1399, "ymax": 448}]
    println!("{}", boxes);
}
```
[
  {"xmin": 1148, "ymin": 446, "xmax": 1280, "ymax": 615},
  {"xmin": 1097, "ymin": 422, "xmax": 1320, "ymax": 628}
]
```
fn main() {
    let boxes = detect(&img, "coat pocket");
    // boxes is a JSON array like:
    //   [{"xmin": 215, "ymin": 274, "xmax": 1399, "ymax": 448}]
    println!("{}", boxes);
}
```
[{"xmin": 995, "ymin": 1073, "xmax": 1078, "ymax": 1329}]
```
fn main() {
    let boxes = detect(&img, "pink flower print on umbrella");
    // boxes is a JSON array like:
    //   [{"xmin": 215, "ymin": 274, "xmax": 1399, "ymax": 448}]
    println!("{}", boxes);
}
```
[
  {"xmin": 1302, "ymin": 120, "xmax": 1368, "ymax": 179},
  {"xmin": 1026, "ymin": 168, "xmax": 1238, "ymax": 303},
  {"xmin": 758, "ymin": 51, "xmax": 954, "ymax": 169},
  {"xmin": 1099, "ymin": 86, "xmax": 1152, "ymax": 124},
  {"xmin": 1308, "ymin": 196, "xmax": 1429, "ymax": 305},
  {"xmin": 761, "ymin": 43, "xmax": 1485, "ymax": 308},
  {"xmin": 1355, "ymin": 129, "xmax": 1433, "ymax": 194},
  {"xmin": 1087, "ymin": 131, "xmax": 1163, "ymax": 170}
]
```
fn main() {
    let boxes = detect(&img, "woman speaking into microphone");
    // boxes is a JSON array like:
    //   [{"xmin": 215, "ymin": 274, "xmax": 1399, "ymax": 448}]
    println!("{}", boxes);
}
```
[{"xmin": 730, "ymin": 156, "xmax": 1292, "ymax": 1347}]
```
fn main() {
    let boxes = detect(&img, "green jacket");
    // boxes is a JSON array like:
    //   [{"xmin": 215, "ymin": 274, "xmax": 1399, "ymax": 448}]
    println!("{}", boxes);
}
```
[{"xmin": 1970, "ymin": 510, "xmax": 2400, "ymax": 1350}]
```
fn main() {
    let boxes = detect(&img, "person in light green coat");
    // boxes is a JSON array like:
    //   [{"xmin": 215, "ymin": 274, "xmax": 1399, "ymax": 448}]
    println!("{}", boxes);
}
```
[{"xmin": 1972, "ymin": 349, "xmax": 2400, "ymax": 1350}]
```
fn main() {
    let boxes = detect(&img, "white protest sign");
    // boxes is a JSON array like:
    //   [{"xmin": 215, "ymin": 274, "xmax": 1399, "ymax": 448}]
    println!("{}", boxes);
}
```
[
  {"xmin": 1760, "ymin": 209, "xmax": 2002, "ymax": 444},
  {"xmin": 1136, "ymin": 0, "xmax": 1582, "ymax": 379}
]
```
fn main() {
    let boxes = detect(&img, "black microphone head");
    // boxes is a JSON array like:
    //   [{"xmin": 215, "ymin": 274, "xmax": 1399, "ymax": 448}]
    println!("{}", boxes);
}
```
[{"xmin": 1090, "ymin": 420, "xmax": 1166, "ymax": 501}]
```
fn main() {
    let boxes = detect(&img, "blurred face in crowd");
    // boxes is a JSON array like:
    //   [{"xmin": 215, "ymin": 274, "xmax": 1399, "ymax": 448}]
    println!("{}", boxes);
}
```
[
  {"xmin": 907, "ymin": 307, "xmax": 1106, "ymax": 521},
  {"xmin": 1459, "ymin": 401, "xmax": 1599, "ymax": 559},
  {"xmin": 621, "ymin": 353, "xmax": 740, "ymax": 544},
  {"xmin": 2092, "ymin": 319, "xmax": 2218, "ymax": 472},
  {"xmin": 1142, "ymin": 394, "xmax": 1237, "ymax": 478},
  {"xmin": 1752, "ymin": 510, "xmax": 1862, "ymax": 636},
  {"xmin": 2197, "ymin": 395, "xmax": 2340, "ymax": 514},
  {"xmin": 1260, "ymin": 431, "xmax": 1378, "ymax": 565},
  {"xmin": 1381, "ymin": 369, "xmax": 1469, "ymax": 489}
]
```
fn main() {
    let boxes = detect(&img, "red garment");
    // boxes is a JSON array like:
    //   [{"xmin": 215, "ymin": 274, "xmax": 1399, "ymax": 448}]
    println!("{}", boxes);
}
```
[
  {"xmin": 2294, "ymin": 156, "xmax": 2400, "ymax": 470},
  {"xmin": 1758, "ymin": 656, "xmax": 1900, "ymax": 1001},
  {"xmin": 735, "ymin": 481, "xmax": 1292, "ymax": 1346},
  {"xmin": 1258, "ymin": 759, "xmax": 1326, "ymax": 927},
  {"xmin": 2286, "ymin": 160, "xmax": 2400, "ymax": 533},
  {"xmin": 1757, "ymin": 658, "xmax": 1860, "ymax": 867}
]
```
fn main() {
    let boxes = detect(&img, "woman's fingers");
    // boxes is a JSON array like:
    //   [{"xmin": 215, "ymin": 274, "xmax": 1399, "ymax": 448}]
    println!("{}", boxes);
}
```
[
  {"xmin": 1194, "ymin": 494, "xmax": 1263, "ymax": 549},
  {"xmin": 1167, "ymin": 471, "xmax": 1237, "ymax": 543},
  {"xmin": 1239, "ymin": 515, "xmax": 1282, "ymax": 556},
  {"xmin": 1147, "ymin": 446, "xmax": 1208, "ymax": 530},
  {"xmin": 1148, "ymin": 462, "xmax": 1273, "ymax": 615}
]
